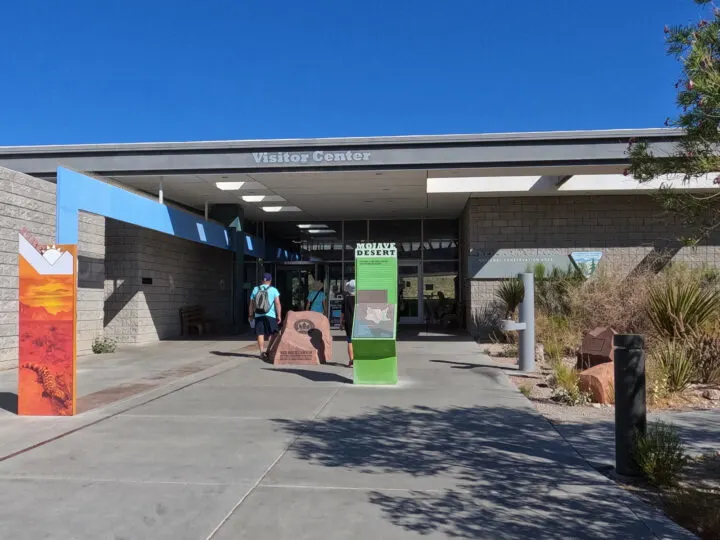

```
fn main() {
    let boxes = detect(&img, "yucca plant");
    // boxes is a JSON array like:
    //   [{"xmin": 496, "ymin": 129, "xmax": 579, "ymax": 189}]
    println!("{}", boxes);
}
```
[
  {"xmin": 495, "ymin": 278, "xmax": 524, "ymax": 319},
  {"xmin": 651, "ymin": 340, "xmax": 695, "ymax": 393},
  {"xmin": 647, "ymin": 281, "xmax": 719, "ymax": 340}
]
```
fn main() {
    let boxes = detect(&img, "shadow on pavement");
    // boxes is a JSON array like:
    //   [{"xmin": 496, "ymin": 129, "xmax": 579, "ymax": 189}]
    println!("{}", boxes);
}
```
[
  {"xmin": 555, "ymin": 410, "xmax": 720, "ymax": 470},
  {"xmin": 210, "ymin": 351, "xmax": 260, "ymax": 359},
  {"xmin": 430, "ymin": 358, "xmax": 519, "ymax": 372},
  {"xmin": 274, "ymin": 404, "xmax": 679, "ymax": 539},
  {"xmin": 263, "ymin": 368, "xmax": 352, "ymax": 384},
  {"xmin": 0, "ymin": 392, "xmax": 18, "ymax": 414}
]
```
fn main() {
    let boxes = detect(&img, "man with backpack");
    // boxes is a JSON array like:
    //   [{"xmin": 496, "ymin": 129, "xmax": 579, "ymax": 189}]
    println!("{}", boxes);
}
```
[{"xmin": 249, "ymin": 273, "xmax": 282, "ymax": 360}]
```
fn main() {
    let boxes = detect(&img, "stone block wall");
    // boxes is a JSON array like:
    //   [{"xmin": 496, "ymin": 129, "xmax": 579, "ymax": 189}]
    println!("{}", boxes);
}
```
[
  {"xmin": 463, "ymin": 195, "xmax": 720, "ymax": 336},
  {"xmin": 104, "ymin": 219, "xmax": 233, "ymax": 344},
  {"xmin": 0, "ymin": 167, "xmax": 108, "ymax": 368},
  {"xmin": 0, "ymin": 167, "xmax": 57, "ymax": 369}
]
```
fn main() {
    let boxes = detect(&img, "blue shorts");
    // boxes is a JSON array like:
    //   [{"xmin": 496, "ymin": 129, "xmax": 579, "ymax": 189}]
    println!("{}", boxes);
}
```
[{"xmin": 255, "ymin": 316, "xmax": 279, "ymax": 337}]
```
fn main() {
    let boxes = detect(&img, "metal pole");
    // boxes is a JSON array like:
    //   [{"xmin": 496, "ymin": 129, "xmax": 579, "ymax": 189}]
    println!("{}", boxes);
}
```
[
  {"xmin": 518, "ymin": 272, "xmax": 535, "ymax": 372},
  {"xmin": 158, "ymin": 181, "xmax": 164, "ymax": 204},
  {"xmin": 613, "ymin": 334, "xmax": 647, "ymax": 477}
]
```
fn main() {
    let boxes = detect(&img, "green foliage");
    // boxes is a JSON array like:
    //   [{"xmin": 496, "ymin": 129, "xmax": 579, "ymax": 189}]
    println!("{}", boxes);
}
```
[
  {"xmin": 628, "ymin": 1, "xmax": 720, "ymax": 243},
  {"xmin": 537, "ymin": 314, "xmax": 577, "ymax": 363},
  {"xmin": 92, "ymin": 336, "xmax": 117, "ymax": 354},
  {"xmin": 647, "ymin": 280, "xmax": 719, "ymax": 340},
  {"xmin": 652, "ymin": 341, "xmax": 696, "ymax": 393},
  {"xmin": 549, "ymin": 362, "xmax": 591, "ymax": 406},
  {"xmin": 495, "ymin": 278, "xmax": 524, "ymax": 319},
  {"xmin": 532, "ymin": 264, "xmax": 584, "ymax": 317},
  {"xmin": 633, "ymin": 422, "xmax": 688, "ymax": 487}
]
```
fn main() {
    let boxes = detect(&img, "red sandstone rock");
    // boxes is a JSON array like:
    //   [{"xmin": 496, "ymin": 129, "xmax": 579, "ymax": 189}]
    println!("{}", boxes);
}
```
[
  {"xmin": 576, "ymin": 326, "xmax": 616, "ymax": 370},
  {"xmin": 268, "ymin": 311, "xmax": 332, "ymax": 365},
  {"xmin": 579, "ymin": 362, "xmax": 615, "ymax": 404}
]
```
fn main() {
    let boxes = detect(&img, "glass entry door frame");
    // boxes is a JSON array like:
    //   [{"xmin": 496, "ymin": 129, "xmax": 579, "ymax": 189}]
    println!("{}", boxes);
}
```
[
  {"xmin": 274, "ymin": 262, "xmax": 337, "ymax": 320},
  {"xmin": 398, "ymin": 260, "xmax": 423, "ymax": 324}
]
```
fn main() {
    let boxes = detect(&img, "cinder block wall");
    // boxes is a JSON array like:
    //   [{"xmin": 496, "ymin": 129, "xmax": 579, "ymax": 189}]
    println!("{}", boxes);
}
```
[
  {"xmin": 0, "ymin": 167, "xmax": 106, "ymax": 369},
  {"xmin": 104, "ymin": 219, "xmax": 233, "ymax": 344},
  {"xmin": 463, "ymin": 195, "xmax": 720, "ymax": 336}
]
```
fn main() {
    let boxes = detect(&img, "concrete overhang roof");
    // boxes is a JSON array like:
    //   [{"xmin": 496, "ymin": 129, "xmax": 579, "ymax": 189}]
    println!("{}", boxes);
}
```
[{"xmin": 0, "ymin": 128, "xmax": 687, "ymax": 221}]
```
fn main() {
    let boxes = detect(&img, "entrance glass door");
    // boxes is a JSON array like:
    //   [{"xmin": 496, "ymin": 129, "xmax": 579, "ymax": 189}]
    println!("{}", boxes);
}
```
[{"xmin": 398, "ymin": 261, "xmax": 423, "ymax": 324}]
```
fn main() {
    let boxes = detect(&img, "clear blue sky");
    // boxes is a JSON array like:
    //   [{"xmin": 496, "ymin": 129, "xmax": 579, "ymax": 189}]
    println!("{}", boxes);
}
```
[{"xmin": 0, "ymin": 0, "xmax": 706, "ymax": 144}]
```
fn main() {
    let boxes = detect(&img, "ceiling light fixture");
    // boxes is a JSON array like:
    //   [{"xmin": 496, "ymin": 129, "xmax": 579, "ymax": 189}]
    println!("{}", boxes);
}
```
[
  {"xmin": 297, "ymin": 224, "xmax": 327, "ymax": 229},
  {"xmin": 308, "ymin": 229, "xmax": 335, "ymax": 234},
  {"xmin": 215, "ymin": 181, "xmax": 245, "ymax": 190},
  {"xmin": 261, "ymin": 206, "xmax": 301, "ymax": 213},
  {"xmin": 242, "ymin": 195, "xmax": 266, "ymax": 202}
]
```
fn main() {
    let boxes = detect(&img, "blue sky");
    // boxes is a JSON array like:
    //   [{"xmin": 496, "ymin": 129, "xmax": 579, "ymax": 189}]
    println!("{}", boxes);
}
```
[{"xmin": 0, "ymin": 0, "xmax": 706, "ymax": 144}]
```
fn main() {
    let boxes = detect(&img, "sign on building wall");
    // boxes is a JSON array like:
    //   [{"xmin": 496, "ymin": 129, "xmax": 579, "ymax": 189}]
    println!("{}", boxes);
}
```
[
  {"xmin": 352, "ymin": 242, "xmax": 398, "ymax": 385},
  {"xmin": 18, "ymin": 232, "xmax": 77, "ymax": 416},
  {"xmin": 570, "ymin": 251, "xmax": 603, "ymax": 278},
  {"xmin": 468, "ymin": 249, "xmax": 603, "ymax": 279}
]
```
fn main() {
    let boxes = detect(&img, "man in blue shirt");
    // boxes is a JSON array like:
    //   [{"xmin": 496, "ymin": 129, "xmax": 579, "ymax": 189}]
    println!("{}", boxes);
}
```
[
  {"xmin": 249, "ymin": 273, "xmax": 282, "ymax": 360},
  {"xmin": 305, "ymin": 281, "xmax": 327, "ymax": 315}
]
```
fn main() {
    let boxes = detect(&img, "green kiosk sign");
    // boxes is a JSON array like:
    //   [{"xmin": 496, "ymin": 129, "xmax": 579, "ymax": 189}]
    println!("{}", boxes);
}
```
[{"xmin": 352, "ymin": 242, "xmax": 399, "ymax": 385}]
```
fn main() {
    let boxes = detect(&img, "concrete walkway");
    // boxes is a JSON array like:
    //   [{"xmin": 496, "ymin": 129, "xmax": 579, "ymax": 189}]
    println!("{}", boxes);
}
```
[{"xmin": 0, "ymin": 336, "xmax": 693, "ymax": 539}]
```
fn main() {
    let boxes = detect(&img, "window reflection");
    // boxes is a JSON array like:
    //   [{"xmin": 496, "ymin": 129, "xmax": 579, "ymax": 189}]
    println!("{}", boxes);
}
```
[
  {"xmin": 343, "ymin": 221, "xmax": 368, "ymax": 260},
  {"xmin": 369, "ymin": 220, "xmax": 421, "ymax": 259},
  {"xmin": 423, "ymin": 219, "xmax": 459, "ymax": 260}
]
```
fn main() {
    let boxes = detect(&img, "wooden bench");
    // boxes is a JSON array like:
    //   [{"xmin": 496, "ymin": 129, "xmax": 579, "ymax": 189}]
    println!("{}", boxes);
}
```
[{"xmin": 179, "ymin": 305, "xmax": 211, "ymax": 336}]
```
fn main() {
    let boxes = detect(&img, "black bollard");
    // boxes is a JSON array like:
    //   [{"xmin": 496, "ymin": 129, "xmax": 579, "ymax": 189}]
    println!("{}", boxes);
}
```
[{"xmin": 613, "ymin": 334, "xmax": 647, "ymax": 477}]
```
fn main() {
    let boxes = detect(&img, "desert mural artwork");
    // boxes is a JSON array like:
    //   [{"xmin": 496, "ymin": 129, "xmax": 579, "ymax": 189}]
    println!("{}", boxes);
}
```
[{"xmin": 18, "ymin": 231, "xmax": 77, "ymax": 416}]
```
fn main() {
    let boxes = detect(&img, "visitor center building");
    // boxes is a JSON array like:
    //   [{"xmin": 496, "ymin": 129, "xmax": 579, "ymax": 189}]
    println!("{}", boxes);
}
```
[{"xmin": 1, "ymin": 127, "xmax": 717, "ymax": 367}]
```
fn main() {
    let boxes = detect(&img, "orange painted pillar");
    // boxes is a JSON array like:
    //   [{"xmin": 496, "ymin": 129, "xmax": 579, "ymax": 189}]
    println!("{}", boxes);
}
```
[{"xmin": 18, "ymin": 231, "xmax": 77, "ymax": 416}]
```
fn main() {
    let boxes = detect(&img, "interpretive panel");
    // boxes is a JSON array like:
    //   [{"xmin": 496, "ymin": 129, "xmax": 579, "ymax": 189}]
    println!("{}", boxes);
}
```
[
  {"xmin": 353, "ymin": 243, "xmax": 398, "ymax": 385},
  {"xmin": 18, "ymin": 232, "xmax": 77, "ymax": 416},
  {"xmin": 352, "ymin": 303, "xmax": 396, "ymax": 339}
]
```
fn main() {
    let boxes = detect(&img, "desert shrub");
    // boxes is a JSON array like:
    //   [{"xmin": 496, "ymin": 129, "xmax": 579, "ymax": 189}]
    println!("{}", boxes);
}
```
[
  {"xmin": 495, "ymin": 278, "xmax": 524, "ymax": 319},
  {"xmin": 690, "ymin": 333, "xmax": 720, "ymax": 384},
  {"xmin": 663, "ymin": 488, "xmax": 720, "ymax": 540},
  {"xmin": 472, "ymin": 301, "xmax": 508, "ymax": 342},
  {"xmin": 92, "ymin": 336, "xmax": 117, "ymax": 354},
  {"xmin": 533, "ymin": 264, "xmax": 584, "ymax": 317},
  {"xmin": 549, "ymin": 362, "xmax": 591, "ymax": 405},
  {"xmin": 536, "ymin": 313, "xmax": 579, "ymax": 363},
  {"xmin": 519, "ymin": 384, "xmax": 532, "ymax": 398},
  {"xmin": 633, "ymin": 422, "xmax": 688, "ymax": 487},
  {"xmin": 501, "ymin": 343, "xmax": 518, "ymax": 357},
  {"xmin": 646, "ymin": 355, "xmax": 671, "ymax": 405},
  {"xmin": 651, "ymin": 340, "xmax": 695, "ymax": 393},
  {"xmin": 647, "ymin": 280, "xmax": 719, "ymax": 340},
  {"xmin": 567, "ymin": 265, "xmax": 655, "ymax": 335}
]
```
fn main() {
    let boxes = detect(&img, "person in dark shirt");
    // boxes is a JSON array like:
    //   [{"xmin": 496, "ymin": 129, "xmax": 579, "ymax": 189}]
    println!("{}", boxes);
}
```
[{"xmin": 340, "ymin": 280, "xmax": 356, "ymax": 367}]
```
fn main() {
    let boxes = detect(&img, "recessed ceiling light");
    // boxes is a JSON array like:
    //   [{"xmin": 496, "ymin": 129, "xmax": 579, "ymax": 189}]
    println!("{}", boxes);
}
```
[
  {"xmin": 242, "ymin": 195, "xmax": 266, "ymax": 202},
  {"xmin": 262, "ymin": 206, "xmax": 301, "ymax": 213},
  {"xmin": 308, "ymin": 229, "xmax": 336, "ymax": 234},
  {"xmin": 216, "ymin": 181, "xmax": 245, "ymax": 190},
  {"xmin": 297, "ymin": 224, "xmax": 327, "ymax": 229}
]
